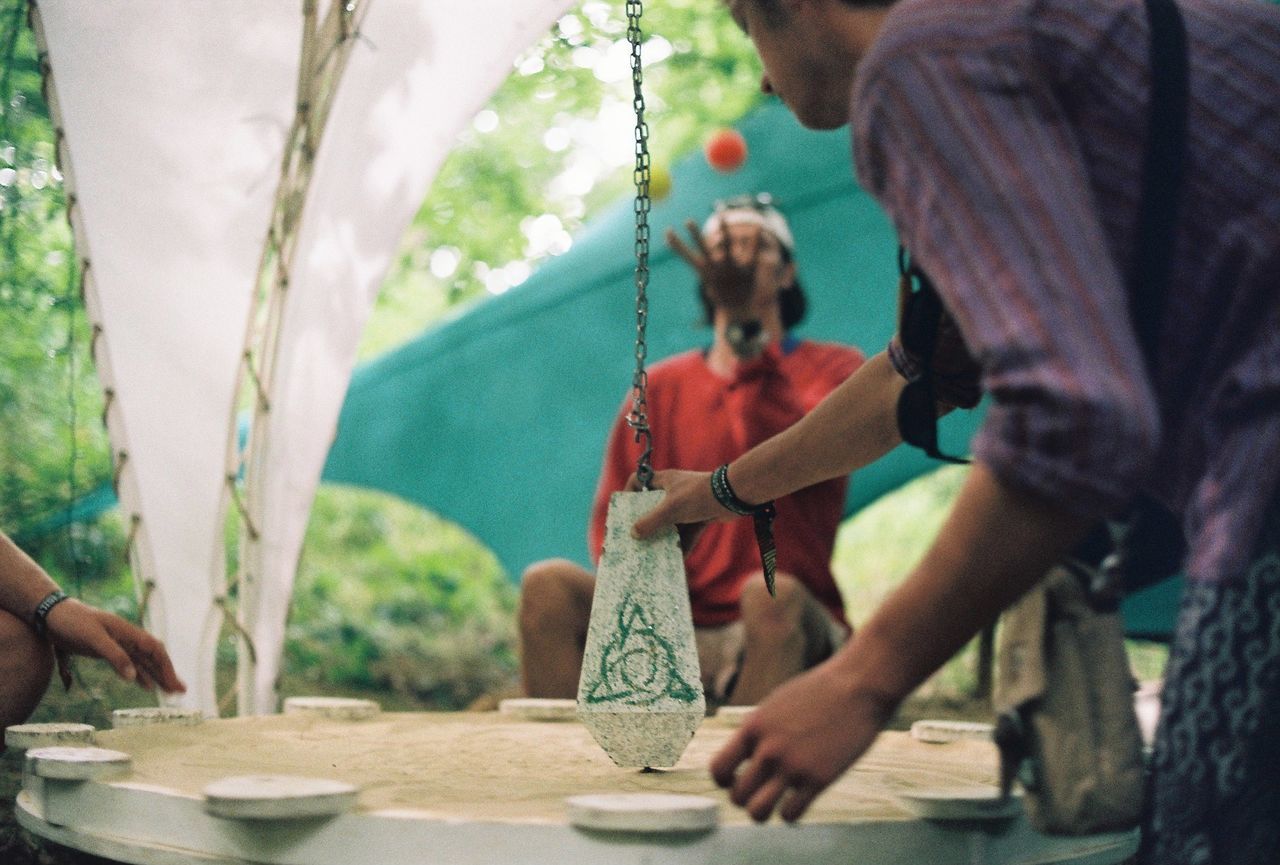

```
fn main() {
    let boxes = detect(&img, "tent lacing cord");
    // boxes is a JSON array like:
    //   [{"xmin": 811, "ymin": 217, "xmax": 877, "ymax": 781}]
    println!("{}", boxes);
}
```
[
  {"xmin": 225, "ymin": 0, "xmax": 369, "ymax": 715},
  {"xmin": 28, "ymin": 2, "xmax": 153, "ymax": 702}
]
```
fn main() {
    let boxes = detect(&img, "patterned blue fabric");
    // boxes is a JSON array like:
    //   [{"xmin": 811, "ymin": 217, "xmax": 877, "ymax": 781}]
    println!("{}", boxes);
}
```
[{"xmin": 1141, "ymin": 502, "xmax": 1280, "ymax": 864}]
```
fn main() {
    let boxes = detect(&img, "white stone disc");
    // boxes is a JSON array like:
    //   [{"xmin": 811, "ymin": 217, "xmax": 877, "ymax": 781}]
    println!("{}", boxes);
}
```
[
  {"xmin": 4, "ymin": 723, "xmax": 95, "ymax": 752},
  {"xmin": 112, "ymin": 707, "xmax": 204, "ymax": 728},
  {"xmin": 498, "ymin": 698, "xmax": 578, "ymax": 721},
  {"xmin": 204, "ymin": 775, "xmax": 359, "ymax": 820},
  {"xmin": 25, "ymin": 746, "xmax": 132, "ymax": 781},
  {"xmin": 282, "ymin": 696, "xmax": 380, "ymax": 721},
  {"xmin": 896, "ymin": 786, "xmax": 1022, "ymax": 821},
  {"xmin": 713, "ymin": 705, "xmax": 755, "ymax": 726},
  {"xmin": 565, "ymin": 793, "xmax": 720, "ymax": 833},
  {"xmin": 909, "ymin": 719, "xmax": 995, "ymax": 744}
]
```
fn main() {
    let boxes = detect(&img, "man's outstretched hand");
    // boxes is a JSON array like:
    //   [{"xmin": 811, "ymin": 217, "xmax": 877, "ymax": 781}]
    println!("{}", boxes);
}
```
[
  {"xmin": 44, "ymin": 599, "xmax": 186, "ymax": 694},
  {"xmin": 628, "ymin": 468, "xmax": 731, "ymax": 550},
  {"xmin": 708, "ymin": 655, "xmax": 895, "ymax": 822}
]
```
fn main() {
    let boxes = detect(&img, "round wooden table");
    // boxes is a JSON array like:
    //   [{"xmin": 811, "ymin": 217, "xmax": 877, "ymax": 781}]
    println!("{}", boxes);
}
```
[{"xmin": 16, "ymin": 711, "xmax": 1138, "ymax": 865}]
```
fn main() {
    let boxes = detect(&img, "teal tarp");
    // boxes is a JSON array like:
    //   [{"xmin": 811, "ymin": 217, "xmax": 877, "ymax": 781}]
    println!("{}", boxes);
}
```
[{"xmin": 321, "ymin": 100, "xmax": 984, "ymax": 582}]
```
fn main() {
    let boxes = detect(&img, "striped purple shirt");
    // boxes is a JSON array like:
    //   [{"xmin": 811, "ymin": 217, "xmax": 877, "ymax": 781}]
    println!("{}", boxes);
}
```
[{"xmin": 855, "ymin": 0, "xmax": 1280, "ymax": 583}]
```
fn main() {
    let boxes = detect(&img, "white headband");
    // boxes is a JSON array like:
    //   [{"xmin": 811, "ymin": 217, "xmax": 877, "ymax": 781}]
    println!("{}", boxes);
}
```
[{"xmin": 701, "ymin": 207, "xmax": 795, "ymax": 253}]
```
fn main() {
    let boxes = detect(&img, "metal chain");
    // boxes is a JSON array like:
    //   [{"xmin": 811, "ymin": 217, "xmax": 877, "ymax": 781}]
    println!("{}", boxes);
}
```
[{"xmin": 625, "ymin": 0, "xmax": 654, "ymax": 490}]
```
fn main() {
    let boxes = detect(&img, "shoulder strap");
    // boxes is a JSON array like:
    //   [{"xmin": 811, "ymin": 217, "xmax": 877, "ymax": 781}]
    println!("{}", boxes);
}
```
[{"xmin": 1129, "ymin": 0, "xmax": 1190, "ymax": 366}]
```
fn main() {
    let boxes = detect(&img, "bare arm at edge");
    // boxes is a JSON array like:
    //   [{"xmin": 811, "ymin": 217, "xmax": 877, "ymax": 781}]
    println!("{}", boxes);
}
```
[{"xmin": 632, "ymin": 350, "xmax": 905, "ymax": 537}]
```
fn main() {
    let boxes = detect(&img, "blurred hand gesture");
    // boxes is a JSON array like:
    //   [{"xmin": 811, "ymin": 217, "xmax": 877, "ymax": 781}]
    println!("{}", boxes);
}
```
[
  {"xmin": 665, "ymin": 219, "xmax": 763, "ymax": 315},
  {"xmin": 45, "ymin": 599, "xmax": 186, "ymax": 694}
]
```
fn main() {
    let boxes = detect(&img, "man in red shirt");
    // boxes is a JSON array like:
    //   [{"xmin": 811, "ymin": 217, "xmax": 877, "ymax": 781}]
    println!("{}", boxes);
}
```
[{"xmin": 519, "ymin": 195, "xmax": 864, "ymax": 707}]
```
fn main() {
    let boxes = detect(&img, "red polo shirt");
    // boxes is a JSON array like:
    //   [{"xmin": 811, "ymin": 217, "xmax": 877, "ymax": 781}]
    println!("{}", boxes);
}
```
[{"xmin": 589, "ymin": 338, "xmax": 864, "ymax": 627}]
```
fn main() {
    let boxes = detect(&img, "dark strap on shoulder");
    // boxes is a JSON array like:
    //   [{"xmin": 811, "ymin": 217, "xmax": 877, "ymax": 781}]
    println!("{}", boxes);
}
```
[
  {"xmin": 1076, "ymin": 0, "xmax": 1190, "ymax": 585},
  {"xmin": 1129, "ymin": 0, "xmax": 1190, "ymax": 366},
  {"xmin": 898, "ymin": 0, "xmax": 1189, "ymax": 468}
]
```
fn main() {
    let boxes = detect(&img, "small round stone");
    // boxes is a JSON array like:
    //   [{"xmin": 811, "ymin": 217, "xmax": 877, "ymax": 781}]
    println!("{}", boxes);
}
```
[
  {"xmin": 112, "ymin": 707, "xmax": 204, "ymax": 728},
  {"xmin": 282, "ymin": 696, "xmax": 380, "ymax": 721},
  {"xmin": 25, "ymin": 746, "xmax": 132, "ymax": 781},
  {"xmin": 4, "ymin": 723, "xmax": 95, "ymax": 752},
  {"xmin": 909, "ymin": 719, "xmax": 995, "ymax": 744},
  {"xmin": 713, "ymin": 705, "xmax": 756, "ymax": 726},
  {"xmin": 566, "ymin": 793, "xmax": 720, "ymax": 833},
  {"xmin": 204, "ymin": 775, "xmax": 359, "ymax": 820},
  {"xmin": 498, "ymin": 698, "xmax": 578, "ymax": 721},
  {"xmin": 896, "ymin": 786, "xmax": 1022, "ymax": 821}
]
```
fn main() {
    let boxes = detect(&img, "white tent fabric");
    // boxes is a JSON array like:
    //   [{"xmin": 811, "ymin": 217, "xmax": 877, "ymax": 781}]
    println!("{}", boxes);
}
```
[
  {"xmin": 241, "ymin": 0, "xmax": 575, "ymax": 715},
  {"xmin": 34, "ymin": 0, "xmax": 574, "ymax": 715},
  {"xmin": 33, "ymin": 2, "xmax": 303, "ymax": 714}
]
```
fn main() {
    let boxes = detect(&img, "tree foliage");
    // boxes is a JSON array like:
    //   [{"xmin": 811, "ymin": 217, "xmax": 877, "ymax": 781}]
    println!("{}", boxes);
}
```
[
  {"xmin": 361, "ymin": 0, "xmax": 764, "ymax": 354},
  {"xmin": 0, "ymin": 0, "xmax": 112, "ymax": 582}
]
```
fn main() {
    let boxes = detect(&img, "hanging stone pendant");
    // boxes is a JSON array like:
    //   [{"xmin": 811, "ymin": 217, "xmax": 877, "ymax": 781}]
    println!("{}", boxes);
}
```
[{"xmin": 578, "ymin": 490, "xmax": 705, "ymax": 768}]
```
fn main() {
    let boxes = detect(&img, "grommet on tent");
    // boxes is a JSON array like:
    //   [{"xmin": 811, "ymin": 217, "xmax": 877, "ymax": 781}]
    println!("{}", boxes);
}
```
[
  {"xmin": 203, "ymin": 775, "xmax": 359, "ymax": 820},
  {"xmin": 4, "ymin": 723, "xmax": 95, "ymax": 752},
  {"xmin": 909, "ymin": 719, "xmax": 996, "ymax": 744},
  {"xmin": 111, "ymin": 707, "xmax": 204, "ymax": 728},
  {"xmin": 25, "ymin": 746, "xmax": 132, "ymax": 781},
  {"xmin": 565, "ymin": 793, "xmax": 719, "ymax": 833},
  {"xmin": 283, "ymin": 696, "xmax": 380, "ymax": 721},
  {"xmin": 498, "ymin": 698, "xmax": 578, "ymax": 722}
]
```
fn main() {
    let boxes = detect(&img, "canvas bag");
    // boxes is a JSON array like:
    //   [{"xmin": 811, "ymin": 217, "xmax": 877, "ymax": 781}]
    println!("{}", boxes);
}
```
[{"xmin": 993, "ymin": 564, "xmax": 1146, "ymax": 834}]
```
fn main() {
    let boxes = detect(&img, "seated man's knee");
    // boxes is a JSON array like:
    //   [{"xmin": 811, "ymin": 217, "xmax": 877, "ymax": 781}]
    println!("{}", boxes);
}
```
[
  {"xmin": 519, "ymin": 559, "xmax": 591, "ymax": 632},
  {"xmin": 0, "ymin": 608, "xmax": 54, "ymax": 731},
  {"xmin": 740, "ymin": 573, "xmax": 807, "ymax": 641}
]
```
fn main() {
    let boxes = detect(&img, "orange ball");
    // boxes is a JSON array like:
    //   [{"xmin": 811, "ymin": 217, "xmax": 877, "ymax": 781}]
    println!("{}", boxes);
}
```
[{"xmin": 704, "ymin": 128, "xmax": 748, "ymax": 173}]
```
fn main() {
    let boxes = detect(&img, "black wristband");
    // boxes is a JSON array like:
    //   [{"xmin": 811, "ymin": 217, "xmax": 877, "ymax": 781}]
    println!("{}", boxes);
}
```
[
  {"xmin": 711, "ymin": 464, "xmax": 768, "ymax": 516},
  {"xmin": 710, "ymin": 465, "xmax": 780, "ymax": 597},
  {"xmin": 32, "ymin": 590, "xmax": 69, "ymax": 640}
]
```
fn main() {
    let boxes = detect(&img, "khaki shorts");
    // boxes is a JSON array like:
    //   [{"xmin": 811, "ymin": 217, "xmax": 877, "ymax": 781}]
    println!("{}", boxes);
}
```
[{"xmin": 694, "ymin": 608, "xmax": 848, "ymax": 705}]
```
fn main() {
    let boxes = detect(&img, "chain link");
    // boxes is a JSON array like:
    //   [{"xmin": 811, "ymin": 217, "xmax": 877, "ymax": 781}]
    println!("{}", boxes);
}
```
[{"xmin": 625, "ymin": 0, "xmax": 654, "ymax": 490}]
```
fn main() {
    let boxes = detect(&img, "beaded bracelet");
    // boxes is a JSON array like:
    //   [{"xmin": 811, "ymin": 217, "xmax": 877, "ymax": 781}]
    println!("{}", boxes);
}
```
[
  {"xmin": 32, "ymin": 590, "xmax": 70, "ymax": 640},
  {"xmin": 710, "ymin": 465, "xmax": 778, "ymax": 597}
]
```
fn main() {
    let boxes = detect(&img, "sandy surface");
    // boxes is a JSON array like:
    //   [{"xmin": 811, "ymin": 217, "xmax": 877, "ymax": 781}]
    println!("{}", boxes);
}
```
[{"xmin": 89, "ymin": 712, "xmax": 1000, "ymax": 827}]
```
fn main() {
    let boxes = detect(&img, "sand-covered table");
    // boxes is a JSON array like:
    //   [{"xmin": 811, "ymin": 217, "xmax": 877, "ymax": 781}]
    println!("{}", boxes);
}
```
[{"xmin": 15, "ymin": 711, "xmax": 1138, "ymax": 865}]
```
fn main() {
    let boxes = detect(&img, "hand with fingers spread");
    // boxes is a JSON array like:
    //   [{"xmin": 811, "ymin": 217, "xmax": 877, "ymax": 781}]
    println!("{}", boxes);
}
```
[
  {"xmin": 1, "ymin": 531, "xmax": 187, "ymax": 737},
  {"xmin": 44, "ymin": 599, "xmax": 186, "ymax": 694},
  {"xmin": 666, "ymin": 219, "xmax": 764, "ymax": 315},
  {"xmin": 708, "ymin": 654, "xmax": 894, "ymax": 823}
]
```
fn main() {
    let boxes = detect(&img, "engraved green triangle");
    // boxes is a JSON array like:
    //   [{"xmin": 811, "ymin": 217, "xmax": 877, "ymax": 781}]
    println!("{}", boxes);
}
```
[{"xmin": 582, "ymin": 596, "xmax": 699, "ymax": 706}]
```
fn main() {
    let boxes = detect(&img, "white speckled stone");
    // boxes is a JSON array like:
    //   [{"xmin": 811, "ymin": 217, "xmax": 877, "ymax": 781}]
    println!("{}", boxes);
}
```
[
  {"xmin": 4, "ymin": 723, "xmax": 95, "ymax": 751},
  {"xmin": 203, "ymin": 775, "xmax": 359, "ymax": 820},
  {"xmin": 282, "ymin": 696, "xmax": 381, "ymax": 721},
  {"xmin": 577, "ymin": 491, "xmax": 704, "ymax": 768},
  {"xmin": 909, "ymin": 719, "xmax": 995, "ymax": 744},
  {"xmin": 897, "ymin": 786, "xmax": 1022, "ymax": 821},
  {"xmin": 25, "ymin": 746, "xmax": 132, "ymax": 781},
  {"xmin": 112, "ymin": 707, "xmax": 205, "ymax": 728},
  {"xmin": 713, "ymin": 705, "xmax": 756, "ymax": 726},
  {"xmin": 499, "ymin": 698, "xmax": 579, "ymax": 721},
  {"xmin": 566, "ymin": 793, "xmax": 720, "ymax": 833}
]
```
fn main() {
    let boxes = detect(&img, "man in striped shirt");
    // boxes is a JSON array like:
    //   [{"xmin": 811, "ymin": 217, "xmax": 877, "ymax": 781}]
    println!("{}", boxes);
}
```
[{"xmin": 631, "ymin": 1, "xmax": 1280, "ymax": 862}]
